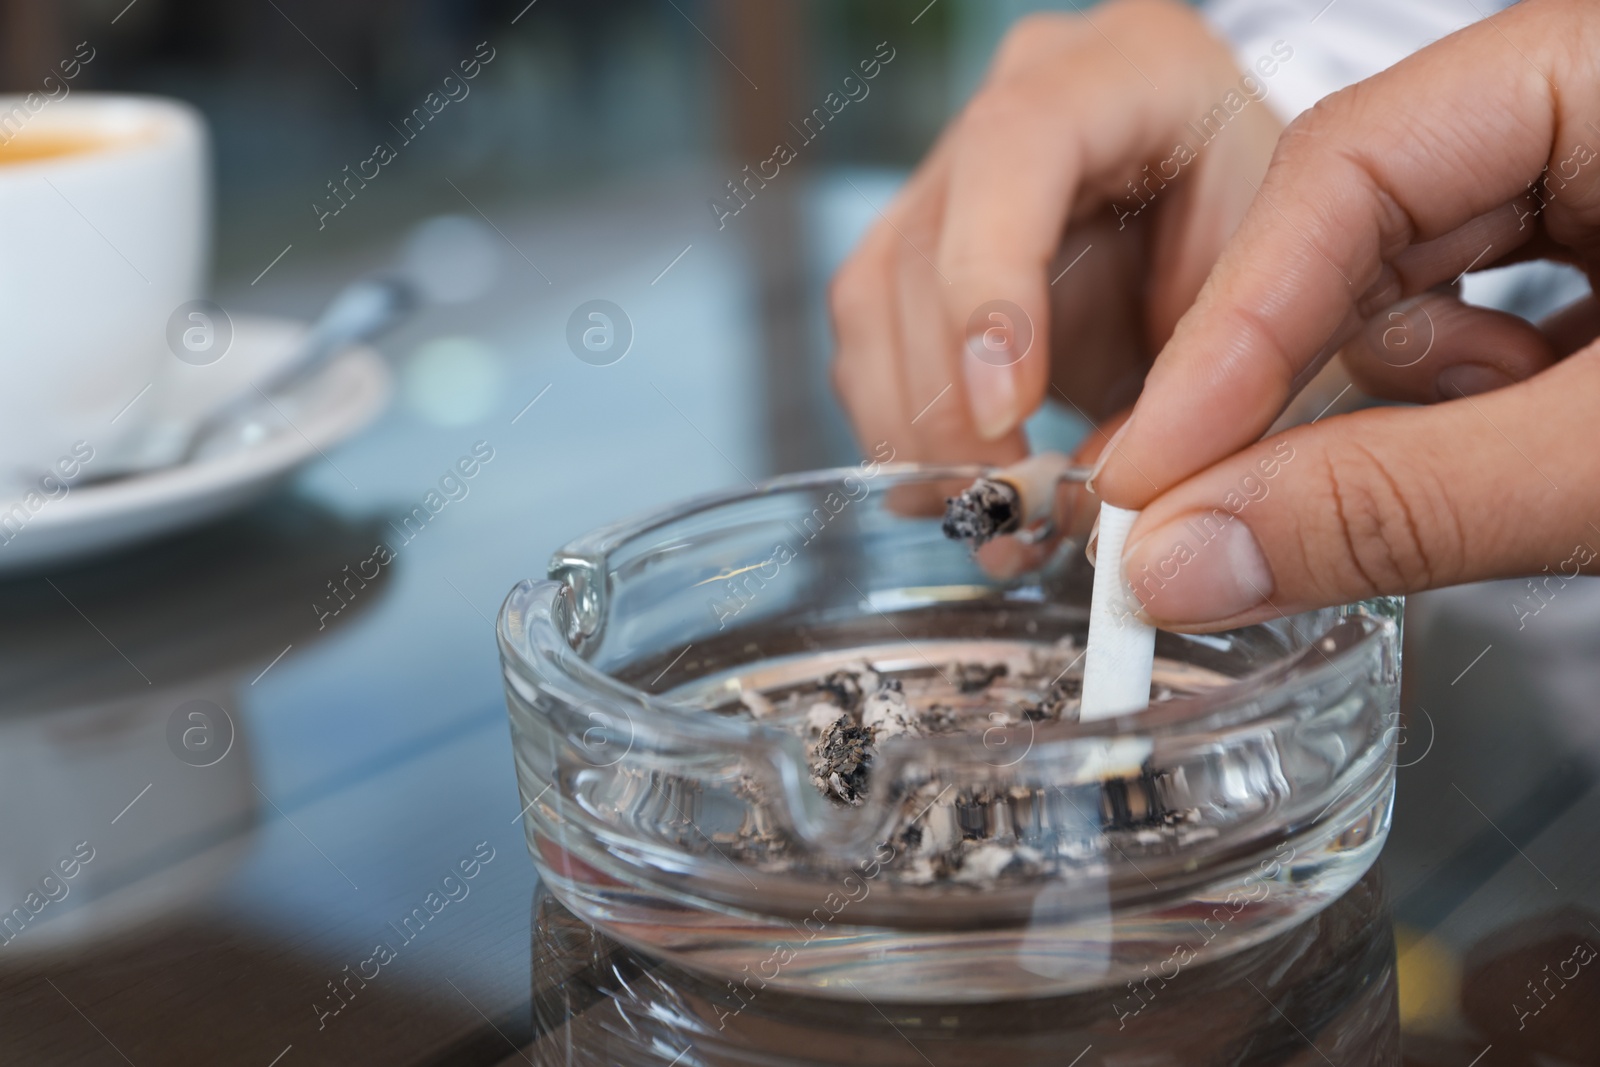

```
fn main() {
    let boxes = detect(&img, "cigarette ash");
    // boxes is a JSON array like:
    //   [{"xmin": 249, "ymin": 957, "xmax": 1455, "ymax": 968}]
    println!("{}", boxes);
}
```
[
  {"xmin": 942, "ymin": 478, "xmax": 1021, "ymax": 548},
  {"xmin": 1022, "ymin": 676, "xmax": 1078, "ymax": 721},
  {"xmin": 811, "ymin": 716, "xmax": 875, "ymax": 805},
  {"xmin": 888, "ymin": 779, "xmax": 1051, "ymax": 886},
  {"xmin": 882, "ymin": 763, "xmax": 1204, "ymax": 886},
  {"xmin": 805, "ymin": 672, "xmax": 921, "ymax": 805},
  {"xmin": 744, "ymin": 650, "xmax": 1098, "ymax": 803},
  {"xmin": 953, "ymin": 662, "xmax": 1007, "ymax": 693},
  {"xmin": 721, "ymin": 645, "xmax": 1207, "ymax": 888},
  {"xmin": 788, "ymin": 659, "xmax": 1059, "ymax": 808}
]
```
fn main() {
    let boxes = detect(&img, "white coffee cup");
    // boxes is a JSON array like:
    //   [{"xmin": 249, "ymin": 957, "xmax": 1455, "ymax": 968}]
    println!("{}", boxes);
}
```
[{"xmin": 0, "ymin": 94, "xmax": 209, "ymax": 492}]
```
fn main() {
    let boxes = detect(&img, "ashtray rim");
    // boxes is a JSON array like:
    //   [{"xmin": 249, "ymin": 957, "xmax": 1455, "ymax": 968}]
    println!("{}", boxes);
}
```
[{"xmin": 499, "ymin": 463, "xmax": 1402, "ymax": 750}]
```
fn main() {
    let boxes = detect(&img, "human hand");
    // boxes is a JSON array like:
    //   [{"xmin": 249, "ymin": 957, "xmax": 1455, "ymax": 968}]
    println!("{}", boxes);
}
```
[
  {"xmin": 1093, "ymin": 0, "xmax": 1600, "ymax": 631},
  {"xmin": 829, "ymin": 0, "xmax": 1287, "ymax": 470}
]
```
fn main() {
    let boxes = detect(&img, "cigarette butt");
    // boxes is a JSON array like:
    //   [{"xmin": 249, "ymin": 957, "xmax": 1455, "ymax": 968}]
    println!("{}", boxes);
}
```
[
  {"xmin": 994, "ymin": 452, "xmax": 1077, "ymax": 525},
  {"xmin": 942, "ymin": 452, "xmax": 1078, "ymax": 547},
  {"xmin": 1080, "ymin": 503, "xmax": 1156, "ymax": 720}
]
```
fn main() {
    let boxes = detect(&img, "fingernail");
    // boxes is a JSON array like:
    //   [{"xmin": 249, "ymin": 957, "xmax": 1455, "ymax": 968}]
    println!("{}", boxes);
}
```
[
  {"xmin": 1085, "ymin": 417, "xmax": 1133, "ymax": 495},
  {"xmin": 962, "ymin": 334, "xmax": 1019, "ymax": 440},
  {"xmin": 1436, "ymin": 362, "xmax": 1514, "ymax": 400},
  {"xmin": 1123, "ymin": 513, "xmax": 1274, "ymax": 625},
  {"xmin": 1084, "ymin": 510, "xmax": 1101, "ymax": 567}
]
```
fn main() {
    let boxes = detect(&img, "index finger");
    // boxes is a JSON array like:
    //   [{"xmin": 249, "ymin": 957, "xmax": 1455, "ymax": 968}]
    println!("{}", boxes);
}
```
[
  {"xmin": 1093, "ymin": 0, "xmax": 1597, "ymax": 508},
  {"xmin": 936, "ymin": 0, "xmax": 1251, "ymax": 443}
]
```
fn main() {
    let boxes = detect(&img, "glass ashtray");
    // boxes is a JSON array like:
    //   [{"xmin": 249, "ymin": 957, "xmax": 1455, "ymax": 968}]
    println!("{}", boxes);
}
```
[
  {"xmin": 528, "ymin": 869, "xmax": 1400, "ymax": 1065},
  {"xmin": 499, "ymin": 464, "xmax": 1400, "ymax": 1001}
]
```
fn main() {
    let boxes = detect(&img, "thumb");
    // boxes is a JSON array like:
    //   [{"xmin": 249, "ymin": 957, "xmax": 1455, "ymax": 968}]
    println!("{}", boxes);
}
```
[{"xmin": 1118, "ymin": 345, "xmax": 1600, "ymax": 631}]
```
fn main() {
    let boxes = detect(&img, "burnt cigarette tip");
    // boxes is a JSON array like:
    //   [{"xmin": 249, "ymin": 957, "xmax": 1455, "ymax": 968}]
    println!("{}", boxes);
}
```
[{"xmin": 942, "ymin": 477, "xmax": 1022, "ymax": 548}]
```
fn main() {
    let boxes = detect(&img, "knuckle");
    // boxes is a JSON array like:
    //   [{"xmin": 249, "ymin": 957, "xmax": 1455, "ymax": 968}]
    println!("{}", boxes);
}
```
[
  {"xmin": 1318, "ymin": 444, "xmax": 1448, "ymax": 596},
  {"xmin": 992, "ymin": 13, "xmax": 1067, "ymax": 69},
  {"xmin": 1275, "ymin": 88, "xmax": 1411, "ymax": 240},
  {"xmin": 1279, "ymin": 90, "xmax": 1347, "ymax": 149},
  {"xmin": 1277, "ymin": 81, "xmax": 1414, "ymax": 248},
  {"xmin": 1226, "ymin": 303, "xmax": 1304, "ymax": 397},
  {"xmin": 827, "ymin": 256, "xmax": 874, "ymax": 328},
  {"xmin": 1269, "ymin": 101, "xmax": 1355, "ymax": 195}
]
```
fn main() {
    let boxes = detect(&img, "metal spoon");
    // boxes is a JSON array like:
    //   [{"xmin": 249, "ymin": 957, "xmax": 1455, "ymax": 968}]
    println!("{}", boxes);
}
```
[
  {"xmin": 175, "ymin": 276, "xmax": 417, "ymax": 464},
  {"xmin": 80, "ymin": 276, "xmax": 417, "ymax": 486}
]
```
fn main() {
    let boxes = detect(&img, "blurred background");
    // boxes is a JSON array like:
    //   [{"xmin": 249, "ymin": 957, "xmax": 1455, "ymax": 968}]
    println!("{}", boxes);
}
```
[
  {"xmin": 0, "ymin": 0, "xmax": 1089, "ymax": 479},
  {"xmin": 0, "ymin": 3, "xmax": 1595, "ymax": 1063}
]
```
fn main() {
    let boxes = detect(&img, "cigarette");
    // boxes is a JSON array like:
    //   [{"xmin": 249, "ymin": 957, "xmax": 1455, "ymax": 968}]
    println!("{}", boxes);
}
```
[
  {"xmin": 944, "ymin": 458, "xmax": 1157, "ymax": 718},
  {"xmin": 942, "ymin": 452, "xmax": 1080, "ymax": 547},
  {"xmin": 1079, "ymin": 503, "xmax": 1156, "ymax": 720}
]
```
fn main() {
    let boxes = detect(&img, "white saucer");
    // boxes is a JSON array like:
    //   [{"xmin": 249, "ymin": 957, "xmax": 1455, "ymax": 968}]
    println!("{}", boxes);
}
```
[{"xmin": 0, "ymin": 315, "xmax": 392, "ymax": 575}]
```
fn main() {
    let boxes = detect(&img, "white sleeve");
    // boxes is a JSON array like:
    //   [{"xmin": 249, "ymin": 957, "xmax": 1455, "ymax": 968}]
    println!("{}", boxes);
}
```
[
  {"xmin": 1203, "ymin": 0, "xmax": 1515, "ymax": 123},
  {"xmin": 1202, "ymin": 3, "xmax": 1584, "ymax": 365}
]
